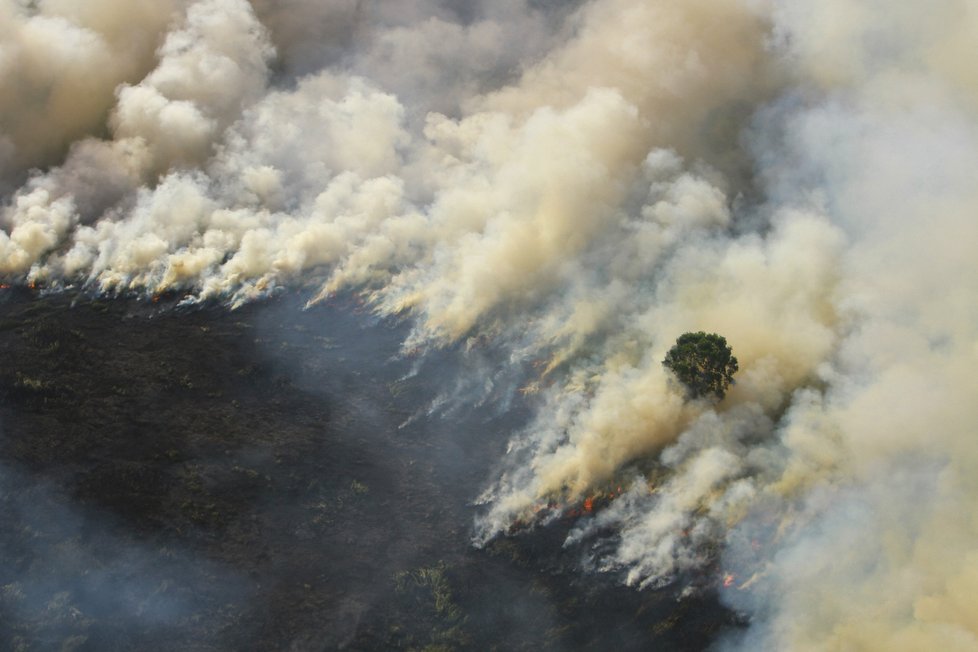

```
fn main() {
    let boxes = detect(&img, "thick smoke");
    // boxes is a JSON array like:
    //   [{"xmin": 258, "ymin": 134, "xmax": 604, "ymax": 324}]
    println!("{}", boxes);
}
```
[
  {"xmin": 0, "ymin": 0, "xmax": 186, "ymax": 189},
  {"xmin": 2, "ymin": 0, "xmax": 977, "ymax": 649}
]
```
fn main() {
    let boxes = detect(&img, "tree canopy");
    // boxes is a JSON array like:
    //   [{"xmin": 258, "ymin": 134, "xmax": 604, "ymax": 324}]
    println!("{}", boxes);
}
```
[{"xmin": 662, "ymin": 331, "xmax": 738, "ymax": 400}]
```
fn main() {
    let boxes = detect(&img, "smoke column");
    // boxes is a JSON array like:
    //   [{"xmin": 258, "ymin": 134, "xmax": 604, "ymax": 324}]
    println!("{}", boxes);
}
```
[{"xmin": 2, "ymin": 0, "xmax": 977, "ymax": 648}]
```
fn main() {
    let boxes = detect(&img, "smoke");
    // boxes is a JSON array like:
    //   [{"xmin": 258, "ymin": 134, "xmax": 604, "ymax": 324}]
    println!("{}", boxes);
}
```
[
  {"xmin": 2, "ymin": 0, "xmax": 977, "ymax": 648},
  {"xmin": 0, "ymin": 457, "xmax": 250, "ymax": 647},
  {"xmin": 0, "ymin": 0, "xmax": 186, "ymax": 189}
]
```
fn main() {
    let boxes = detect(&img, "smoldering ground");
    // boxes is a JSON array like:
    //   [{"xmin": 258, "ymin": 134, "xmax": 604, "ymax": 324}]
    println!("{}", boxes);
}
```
[
  {"xmin": 0, "ymin": 288, "xmax": 733, "ymax": 650},
  {"xmin": 2, "ymin": 0, "xmax": 978, "ymax": 650}
]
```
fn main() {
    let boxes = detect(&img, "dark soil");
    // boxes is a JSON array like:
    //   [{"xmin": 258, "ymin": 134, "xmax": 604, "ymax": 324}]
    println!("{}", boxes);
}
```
[{"xmin": 0, "ymin": 287, "xmax": 738, "ymax": 651}]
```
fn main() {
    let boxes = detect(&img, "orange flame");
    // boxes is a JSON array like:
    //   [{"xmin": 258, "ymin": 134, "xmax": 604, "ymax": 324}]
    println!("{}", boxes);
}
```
[
  {"xmin": 722, "ymin": 573, "xmax": 736, "ymax": 588},
  {"xmin": 583, "ymin": 496, "xmax": 594, "ymax": 513}
]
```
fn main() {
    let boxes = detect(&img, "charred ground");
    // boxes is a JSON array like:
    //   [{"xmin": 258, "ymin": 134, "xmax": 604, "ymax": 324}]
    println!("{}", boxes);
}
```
[{"xmin": 0, "ymin": 287, "xmax": 737, "ymax": 650}]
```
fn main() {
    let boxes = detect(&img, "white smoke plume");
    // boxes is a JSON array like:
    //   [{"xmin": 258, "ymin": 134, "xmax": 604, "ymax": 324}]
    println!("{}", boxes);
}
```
[
  {"xmin": 2, "ymin": 0, "xmax": 977, "ymax": 648},
  {"xmin": 0, "ymin": 0, "xmax": 187, "ymax": 187}
]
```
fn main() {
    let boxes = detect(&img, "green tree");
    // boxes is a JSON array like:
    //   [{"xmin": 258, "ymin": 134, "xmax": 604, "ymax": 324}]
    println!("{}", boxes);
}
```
[{"xmin": 662, "ymin": 332, "xmax": 738, "ymax": 400}]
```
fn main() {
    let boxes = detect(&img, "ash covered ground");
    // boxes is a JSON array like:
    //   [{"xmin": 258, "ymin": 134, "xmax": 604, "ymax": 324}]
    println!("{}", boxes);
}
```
[{"xmin": 0, "ymin": 288, "xmax": 735, "ymax": 651}]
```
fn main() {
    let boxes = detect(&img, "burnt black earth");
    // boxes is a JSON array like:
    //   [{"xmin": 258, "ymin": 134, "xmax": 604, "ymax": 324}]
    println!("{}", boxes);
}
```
[{"xmin": 0, "ymin": 287, "xmax": 737, "ymax": 651}]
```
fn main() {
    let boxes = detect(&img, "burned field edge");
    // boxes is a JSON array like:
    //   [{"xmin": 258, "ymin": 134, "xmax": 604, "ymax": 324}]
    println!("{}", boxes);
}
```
[{"xmin": 0, "ymin": 287, "xmax": 739, "ymax": 650}]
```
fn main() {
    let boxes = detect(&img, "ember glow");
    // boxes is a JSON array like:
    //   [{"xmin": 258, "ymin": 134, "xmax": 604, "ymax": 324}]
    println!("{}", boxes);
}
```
[{"xmin": 2, "ymin": 0, "xmax": 978, "ymax": 650}]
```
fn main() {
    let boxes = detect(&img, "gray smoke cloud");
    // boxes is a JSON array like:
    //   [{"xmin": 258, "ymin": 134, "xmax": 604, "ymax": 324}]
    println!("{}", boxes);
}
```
[{"xmin": 2, "ymin": 0, "xmax": 977, "ymax": 648}]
